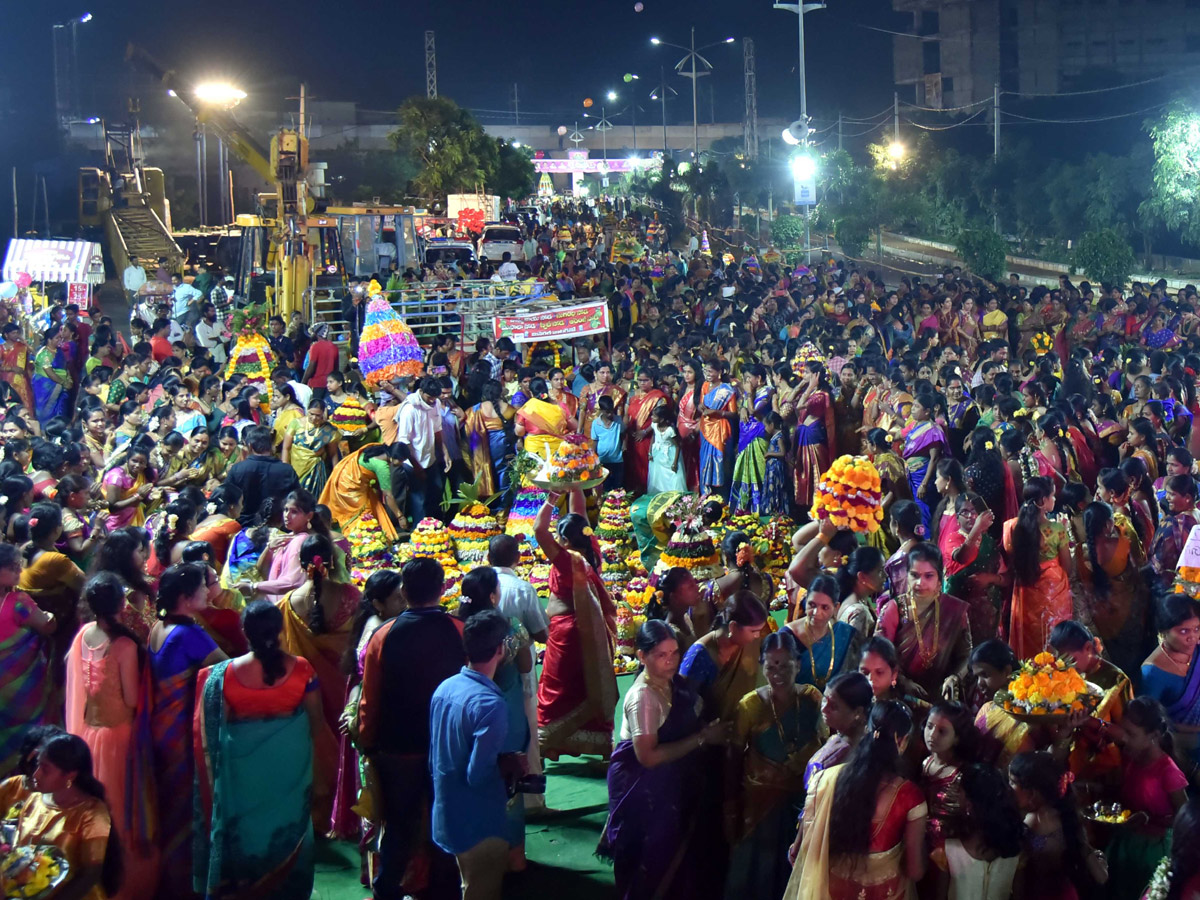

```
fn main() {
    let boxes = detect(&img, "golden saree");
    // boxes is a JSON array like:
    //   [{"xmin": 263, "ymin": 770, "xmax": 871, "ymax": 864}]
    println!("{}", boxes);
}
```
[{"xmin": 318, "ymin": 445, "xmax": 398, "ymax": 540}]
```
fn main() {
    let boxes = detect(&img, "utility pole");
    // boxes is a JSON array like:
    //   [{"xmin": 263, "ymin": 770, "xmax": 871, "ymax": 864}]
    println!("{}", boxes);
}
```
[
  {"xmin": 512, "ymin": 83, "xmax": 520, "ymax": 126},
  {"xmin": 743, "ymin": 37, "xmax": 758, "ymax": 160},
  {"xmin": 691, "ymin": 26, "xmax": 699, "ymax": 161},
  {"xmin": 894, "ymin": 91, "xmax": 900, "ymax": 144},
  {"xmin": 838, "ymin": 112, "xmax": 842, "ymax": 151},
  {"xmin": 424, "ymin": 31, "xmax": 438, "ymax": 99},
  {"xmin": 993, "ymin": 82, "xmax": 1000, "ymax": 231}
]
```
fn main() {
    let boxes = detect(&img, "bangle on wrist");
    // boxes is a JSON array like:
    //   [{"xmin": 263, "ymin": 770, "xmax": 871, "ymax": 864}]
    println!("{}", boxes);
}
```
[{"xmin": 817, "ymin": 532, "xmax": 831, "ymax": 545}]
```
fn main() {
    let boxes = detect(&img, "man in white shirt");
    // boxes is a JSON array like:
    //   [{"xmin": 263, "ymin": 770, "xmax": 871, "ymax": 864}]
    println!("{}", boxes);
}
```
[
  {"xmin": 522, "ymin": 235, "xmax": 537, "ymax": 262},
  {"xmin": 487, "ymin": 534, "xmax": 550, "ymax": 811},
  {"xmin": 170, "ymin": 274, "xmax": 203, "ymax": 327},
  {"xmin": 193, "ymin": 302, "xmax": 230, "ymax": 364},
  {"xmin": 497, "ymin": 252, "xmax": 519, "ymax": 281},
  {"xmin": 396, "ymin": 376, "xmax": 450, "ymax": 522},
  {"xmin": 123, "ymin": 257, "xmax": 147, "ymax": 306}
]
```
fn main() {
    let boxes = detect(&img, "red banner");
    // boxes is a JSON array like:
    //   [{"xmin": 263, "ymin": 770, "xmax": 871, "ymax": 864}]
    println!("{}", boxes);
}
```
[
  {"xmin": 493, "ymin": 300, "xmax": 610, "ymax": 343},
  {"xmin": 67, "ymin": 283, "xmax": 89, "ymax": 304}
]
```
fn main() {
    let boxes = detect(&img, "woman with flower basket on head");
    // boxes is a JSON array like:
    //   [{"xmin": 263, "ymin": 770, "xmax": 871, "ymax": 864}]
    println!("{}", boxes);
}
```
[
  {"xmin": 534, "ymin": 486, "xmax": 618, "ymax": 760},
  {"xmin": 875, "ymin": 542, "xmax": 973, "ymax": 702},
  {"xmin": 1003, "ymin": 476, "xmax": 1072, "ymax": 659}
]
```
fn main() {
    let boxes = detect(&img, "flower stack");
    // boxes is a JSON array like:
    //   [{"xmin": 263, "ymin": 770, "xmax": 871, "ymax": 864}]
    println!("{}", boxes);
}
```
[
  {"xmin": 1030, "ymin": 332, "xmax": 1055, "ymax": 355},
  {"xmin": 528, "ymin": 563, "xmax": 551, "ymax": 601},
  {"xmin": 330, "ymin": 396, "xmax": 371, "ymax": 435},
  {"xmin": 505, "ymin": 485, "xmax": 555, "ymax": 569},
  {"xmin": 790, "ymin": 341, "xmax": 826, "ymax": 376},
  {"xmin": 810, "ymin": 455, "xmax": 885, "ymax": 533},
  {"xmin": 599, "ymin": 541, "xmax": 631, "ymax": 595},
  {"xmin": 614, "ymin": 605, "xmax": 645, "ymax": 672},
  {"xmin": 597, "ymin": 489, "xmax": 634, "ymax": 544},
  {"xmin": 656, "ymin": 494, "xmax": 723, "ymax": 580},
  {"xmin": 447, "ymin": 477, "xmax": 502, "ymax": 565},
  {"xmin": 224, "ymin": 302, "xmax": 275, "ymax": 403},
  {"xmin": 410, "ymin": 518, "xmax": 459, "ymax": 570},
  {"xmin": 358, "ymin": 296, "xmax": 424, "ymax": 387},
  {"xmin": 342, "ymin": 512, "xmax": 396, "ymax": 588},
  {"xmin": 542, "ymin": 435, "xmax": 603, "ymax": 485},
  {"xmin": 761, "ymin": 516, "xmax": 795, "ymax": 578},
  {"xmin": 624, "ymin": 576, "xmax": 651, "ymax": 613},
  {"xmin": 994, "ymin": 652, "xmax": 1097, "ymax": 718}
]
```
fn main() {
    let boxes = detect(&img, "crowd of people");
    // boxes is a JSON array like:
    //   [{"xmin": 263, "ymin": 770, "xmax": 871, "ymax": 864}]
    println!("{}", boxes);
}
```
[{"xmin": 5, "ymin": 207, "xmax": 1200, "ymax": 900}]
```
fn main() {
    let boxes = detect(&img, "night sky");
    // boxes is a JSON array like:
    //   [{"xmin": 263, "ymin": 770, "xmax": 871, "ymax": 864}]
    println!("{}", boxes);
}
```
[{"xmin": 2, "ymin": 0, "xmax": 899, "ymax": 145}]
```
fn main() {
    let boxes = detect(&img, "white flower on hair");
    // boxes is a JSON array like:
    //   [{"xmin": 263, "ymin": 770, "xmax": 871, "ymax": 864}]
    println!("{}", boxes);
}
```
[
  {"xmin": 0, "ymin": 496, "xmax": 8, "ymax": 506},
  {"xmin": 207, "ymin": 502, "xmax": 217, "ymax": 516},
  {"xmin": 167, "ymin": 513, "xmax": 179, "ymax": 531}
]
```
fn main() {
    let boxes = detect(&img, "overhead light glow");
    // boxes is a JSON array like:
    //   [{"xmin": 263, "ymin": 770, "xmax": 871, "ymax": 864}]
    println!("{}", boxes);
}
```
[
  {"xmin": 511, "ymin": 141, "xmax": 521, "ymax": 148},
  {"xmin": 888, "ymin": 141, "xmax": 905, "ymax": 160},
  {"xmin": 607, "ymin": 91, "xmax": 617, "ymax": 101},
  {"xmin": 791, "ymin": 154, "xmax": 817, "ymax": 180},
  {"xmin": 79, "ymin": 12, "xmax": 93, "ymax": 22},
  {"xmin": 650, "ymin": 37, "xmax": 661, "ymax": 44},
  {"xmin": 195, "ymin": 83, "xmax": 247, "ymax": 107},
  {"xmin": 724, "ymin": 36, "xmax": 735, "ymax": 42}
]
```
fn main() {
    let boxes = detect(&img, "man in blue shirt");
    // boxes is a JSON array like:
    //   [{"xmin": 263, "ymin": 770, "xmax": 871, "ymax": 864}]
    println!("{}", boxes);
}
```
[{"xmin": 429, "ymin": 609, "xmax": 515, "ymax": 899}]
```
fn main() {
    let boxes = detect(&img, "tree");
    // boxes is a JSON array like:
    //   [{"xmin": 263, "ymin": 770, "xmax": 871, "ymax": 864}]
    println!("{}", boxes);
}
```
[
  {"xmin": 955, "ymin": 229, "xmax": 1008, "ymax": 282},
  {"xmin": 321, "ymin": 140, "xmax": 421, "ymax": 204},
  {"xmin": 491, "ymin": 140, "xmax": 536, "ymax": 201},
  {"xmin": 1142, "ymin": 99, "xmax": 1200, "ymax": 247},
  {"xmin": 772, "ymin": 215, "xmax": 806, "ymax": 249},
  {"xmin": 1072, "ymin": 228, "xmax": 1137, "ymax": 288},
  {"xmin": 388, "ymin": 97, "xmax": 497, "ymax": 197}
]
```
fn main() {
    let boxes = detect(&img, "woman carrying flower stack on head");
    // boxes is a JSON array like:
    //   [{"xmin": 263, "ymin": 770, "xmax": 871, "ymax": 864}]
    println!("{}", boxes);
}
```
[
  {"xmin": 1003, "ymin": 476, "xmax": 1072, "ymax": 660},
  {"xmin": 875, "ymin": 543, "xmax": 973, "ymax": 702}
]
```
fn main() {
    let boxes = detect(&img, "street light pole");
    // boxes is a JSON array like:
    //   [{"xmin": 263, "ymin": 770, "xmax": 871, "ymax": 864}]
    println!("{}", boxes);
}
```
[
  {"xmin": 691, "ymin": 26, "xmax": 699, "ymax": 161},
  {"xmin": 659, "ymin": 66, "xmax": 668, "ymax": 153},
  {"xmin": 775, "ymin": 0, "xmax": 824, "ymax": 262}
]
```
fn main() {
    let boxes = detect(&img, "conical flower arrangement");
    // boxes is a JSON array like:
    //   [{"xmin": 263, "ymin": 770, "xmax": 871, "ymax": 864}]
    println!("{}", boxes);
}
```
[
  {"xmin": 224, "ymin": 302, "xmax": 275, "ymax": 402},
  {"xmin": 358, "ymin": 296, "xmax": 423, "ymax": 387}
]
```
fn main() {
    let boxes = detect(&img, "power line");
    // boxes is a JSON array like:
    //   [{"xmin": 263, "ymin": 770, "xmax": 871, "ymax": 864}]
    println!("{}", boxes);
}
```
[
  {"xmin": 904, "ymin": 108, "xmax": 989, "ymax": 130},
  {"xmin": 999, "ymin": 101, "xmax": 1171, "ymax": 124},
  {"xmin": 1000, "ymin": 67, "xmax": 1200, "ymax": 98},
  {"xmin": 901, "ymin": 96, "xmax": 991, "ymax": 114}
]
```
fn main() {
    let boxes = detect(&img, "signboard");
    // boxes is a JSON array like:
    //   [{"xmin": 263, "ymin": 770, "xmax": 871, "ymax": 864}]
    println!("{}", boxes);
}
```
[
  {"xmin": 66, "ymin": 283, "xmax": 89, "ymax": 304},
  {"xmin": 1177, "ymin": 523, "xmax": 1200, "ymax": 570},
  {"xmin": 793, "ymin": 175, "xmax": 817, "ymax": 206},
  {"xmin": 493, "ymin": 300, "xmax": 610, "ymax": 343}
]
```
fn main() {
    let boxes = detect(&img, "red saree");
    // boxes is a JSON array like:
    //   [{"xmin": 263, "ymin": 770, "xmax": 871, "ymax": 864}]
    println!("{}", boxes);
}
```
[
  {"xmin": 625, "ymin": 389, "xmax": 667, "ymax": 494},
  {"xmin": 677, "ymin": 389, "xmax": 701, "ymax": 490}
]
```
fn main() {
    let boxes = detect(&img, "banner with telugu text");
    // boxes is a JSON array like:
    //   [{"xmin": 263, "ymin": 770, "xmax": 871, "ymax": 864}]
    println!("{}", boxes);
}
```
[{"xmin": 492, "ymin": 300, "xmax": 610, "ymax": 343}]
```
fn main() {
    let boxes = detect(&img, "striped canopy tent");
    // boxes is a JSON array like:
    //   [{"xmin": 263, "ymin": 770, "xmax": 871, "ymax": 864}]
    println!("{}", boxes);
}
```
[{"xmin": 2, "ymin": 239, "xmax": 105, "ymax": 285}]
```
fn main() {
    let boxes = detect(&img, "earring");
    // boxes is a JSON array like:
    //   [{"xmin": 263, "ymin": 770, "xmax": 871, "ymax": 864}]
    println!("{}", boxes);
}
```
[{"xmin": 66, "ymin": 778, "xmax": 74, "ymax": 789}]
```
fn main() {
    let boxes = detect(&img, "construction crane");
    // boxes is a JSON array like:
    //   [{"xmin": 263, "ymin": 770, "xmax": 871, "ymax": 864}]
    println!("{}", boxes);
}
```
[{"xmin": 124, "ymin": 43, "xmax": 344, "ymax": 321}]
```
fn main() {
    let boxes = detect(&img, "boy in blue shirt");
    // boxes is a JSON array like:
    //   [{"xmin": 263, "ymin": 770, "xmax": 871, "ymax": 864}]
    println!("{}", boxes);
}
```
[{"xmin": 590, "ymin": 394, "xmax": 624, "ymax": 490}]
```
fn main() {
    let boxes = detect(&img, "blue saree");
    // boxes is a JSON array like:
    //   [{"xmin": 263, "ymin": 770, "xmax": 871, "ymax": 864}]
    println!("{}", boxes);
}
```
[{"xmin": 700, "ymin": 383, "xmax": 737, "ymax": 493}]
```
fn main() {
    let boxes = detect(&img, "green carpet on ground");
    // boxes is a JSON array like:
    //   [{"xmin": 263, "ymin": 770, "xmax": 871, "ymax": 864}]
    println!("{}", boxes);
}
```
[{"xmin": 312, "ymin": 673, "xmax": 635, "ymax": 899}]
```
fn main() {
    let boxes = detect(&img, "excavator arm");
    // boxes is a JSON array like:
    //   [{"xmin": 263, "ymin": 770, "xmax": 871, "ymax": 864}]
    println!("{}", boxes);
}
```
[{"xmin": 125, "ymin": 43, "xmax": 274, "ymax": 186}]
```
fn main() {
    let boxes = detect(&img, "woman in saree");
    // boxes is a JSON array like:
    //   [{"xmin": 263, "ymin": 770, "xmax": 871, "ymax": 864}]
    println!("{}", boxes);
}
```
[
  {"xmin": 730, "ymin": 367, "xmax": 773, "ymax": 514},
  {"xmin": 677, "ymin": 360, "xmax": 704, "ymax": 490},
  {"xmin": 1080, "ymin": 501, "xmax": 1149, "ymax": 681},
  {"xmin": 534, "ymin": 488, "xmax": 618, "ymax": 760},
  {"xmin": 19, "ymin": 503, "xmax": 86, "ymax": 694},
  {"xmin": 32, "ymin": 324, "xmax": 71, "ymax": 420},
  {"xmin": 103, "ymin": 439, "xmax": 154, "ymax": 531},
  {"xmin": 902, "ymin": 392, "xmax": 950, "ymax": 533},
  {"xmin": 67, "ymin": 572, "xmax": 160, "ymax": 900},
  {"xmin": 726, "ymin": 630, "xmax": 826, "ymax": 899},
  {"xmin": 147, "ymin": 562, "xmax": 227, "ymax": 899},
  {"xmin": 0, "ymin": 321, "xmax": 33, "ymax": 414},
  {"xmin": 1149, "ymin": 474, "xmax": 1200, "ymax": 590},
  {"xmin": 12, "ymin": 733, "xmax": 121, "ymax": 900},
  {"xmin": 515, "ymin": 377, "xmax": 571, "ymax": 462},
  {"xmin": 941, "ymin": 493, "xmax": 1004, "ymax": 647},
  {"xmin": 237, "ymin": 489, "xmax": 344, "ymax": 603},
  {"xmin": 189, "ymin": 485, "xmax": 244, "ymax": 570},
  {"xmin": 980, "ymin": 295, "xmax": 1008, "ymax": 343},
  {"xmin": 969, "ymin": 640, "xmax": 1036, "ymax": 769},
  {"xmin": 624, "ymin": 368, "xmax": 668, "ymax": 494},
  {"xmin": 699, "ymin": 360, "xmax": 739, "ymax": 496},
  {"xmin": 597, "ymin": 620, "xmax": 727, "ymax": 899},
  {"xmin": 283, "ymin": 400, "xmax": 342, "ymax": 496},
  {"xmin": 875, "ymin": 543, "xmax": 973, "ymax": 701},
  {"xmin": 194, "ymin": 600, "xmax": 324, "ymax": 900},
  {"xmin": 547, "ymin": 366, "xmax": 579, "ymax": 422},
  {"xmin": 1032, "ymin": 411, "xmax": 1081, "ymax": 493},
  {"xmin": 1142, "ymin": 594, "xmax": 1200, "ymax": 778},
  {"xmin": 464, "ymin": 380, "xmax": 513, "ymax": 499},
  {"xmin": 878, "ymin": 370, "xmax": 914, "ymax": 437},
  {"xmin": 578, "ymin": 360, "xmax": 626, "ymax": 440},
  {"xmin": 319, "ymin": 443, "xmax": 407, "ymax": 542},
  {"xmin": 276, "ymin": 533, "xmax": 356, "ymax": 836},
  {"xmin": 783, "ymin": 700, "xmax": 927, "ymax": 900},
  {"xmin": 881, "ymin": 500, "xmax": 925, "ymax": 600},
  {"xmin": 680, "ymin": 590, "xmax": 770, "ymax": 723},
  {"xmin": 270, "ymin": 383, "xmax": 306, "ymax": 451},
  {"xmin": 174, "ymin": 428, "xmax": 224, "ymax": 493},
  {"xmin": 1002, "ymin": 477, "xmax": 1073, "ymax": 659},
  {"xmin": 787, "ymin": 574, "xmax": 863, "ymax": 691},
  {"xmin": 0, "ymin": 543, "xmax": 55, "ymax": 779},
  {"xmin": 793, "ymin": 361, "xmax": 836, "ymax": 510}
]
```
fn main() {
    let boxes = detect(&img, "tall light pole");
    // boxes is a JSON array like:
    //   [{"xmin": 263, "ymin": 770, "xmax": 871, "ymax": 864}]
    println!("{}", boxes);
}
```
[
  {"xmin": 195, "ymin": 82, "xmax": 246, "ymax": 226},
  {"xmin": 651, "ymin": 32, "xmax": 735, "ymax": 163},
  {"xmin": 51, "ymin": 12, "xmax": 93, "ymax": 131},
  {"xmin": 649, "ymin": 67, "xmax": 678, "ymax": 155},
  {"xmin": 775, "ymin": 0, "xmax": 824, "ymax": 263}
]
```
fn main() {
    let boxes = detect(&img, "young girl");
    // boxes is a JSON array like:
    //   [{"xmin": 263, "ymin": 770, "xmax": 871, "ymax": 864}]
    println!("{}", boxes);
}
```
[
  {"xmin": 762, "ymin": 411, "xmax": 791, "ymax": 516},
  {"xmin": 647, "ymin": 405, "xmax": 686, "ymax": 494},
  {"xmin": 1104, "ymin": 697, "xmax": 1188, "ymax": 900},
  {"xmin": 921, "ymin": 702, "xmax": 978, "ymax": 900},
  {"xmin": 1009, "ymin": 751, "xmax": 1108, "ymax": 899},
  {"xmin": 943, "ymin": 764, "xmax": 1023, "ymax": 900}
]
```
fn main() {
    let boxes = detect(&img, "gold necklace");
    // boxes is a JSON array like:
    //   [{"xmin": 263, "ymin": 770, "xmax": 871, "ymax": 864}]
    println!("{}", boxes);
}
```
[
  {"xmin": 768, "ymin": 687, "xmax": 802, "ymax": 751},
  {"xmin": 906, "ymin": 591, "xmax": 941, "ymax": 665},
  {"xmin": 807, "ymin": 617, "xmax": 836, "ymax": 687},
  {"xmin": 1160, "ymin": 642, "xmax": 1192, "ymax": 673}
]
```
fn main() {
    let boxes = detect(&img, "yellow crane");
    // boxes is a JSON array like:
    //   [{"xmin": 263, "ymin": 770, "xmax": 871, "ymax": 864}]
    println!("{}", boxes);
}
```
[{"xmin": 124, "ymin": 44, "xmax": 345, "ymax": 320}]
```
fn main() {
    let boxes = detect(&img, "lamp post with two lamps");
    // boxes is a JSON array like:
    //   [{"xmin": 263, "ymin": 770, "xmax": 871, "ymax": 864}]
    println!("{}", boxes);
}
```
[
  {"xmin": 51, "ymin": 12, "xmax": 94, "ymax": 131},
  {"xmin": 650, "ymin": 31, "xmax": 735, "ymax": 163}
]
